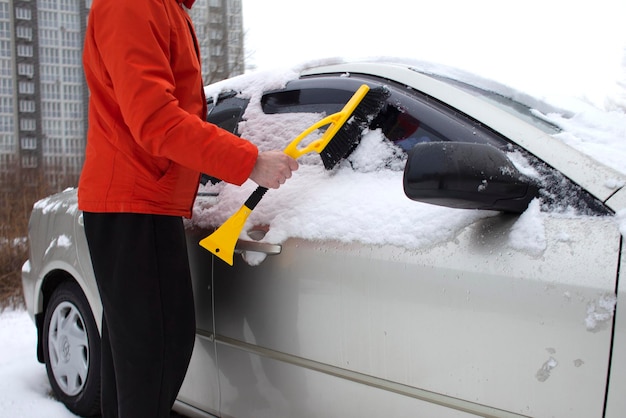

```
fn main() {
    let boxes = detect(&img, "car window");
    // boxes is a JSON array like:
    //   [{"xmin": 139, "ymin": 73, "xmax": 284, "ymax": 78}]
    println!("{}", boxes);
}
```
[
  {"xmin": 370, "ymin": 81, "xmax": 508, "ymax": 150},
  {"xmin": 290, "ymin": 75, "xmax": 509, "ymax": 151},
  {"xmin": 425, "ymin": 74, "xmax": 562, "ymax": 135},
  {"xmin": 201, "ymin": 93, "xmax": 249, "ymax": 184},
  {"xmin": 206, "ymin": 92, "xmax": 249, "ymax": 135}
]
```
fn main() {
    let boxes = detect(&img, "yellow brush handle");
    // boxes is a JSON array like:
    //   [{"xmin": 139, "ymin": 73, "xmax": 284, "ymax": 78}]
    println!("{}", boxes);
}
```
[{"xmin": 283, "ymin": 84, "xmax": 370, "ymax": 159}]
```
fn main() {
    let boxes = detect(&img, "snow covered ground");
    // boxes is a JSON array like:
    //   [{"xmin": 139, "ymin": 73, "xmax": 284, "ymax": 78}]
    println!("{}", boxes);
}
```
[{"xmin": 0, "ymin": 310, "xmax": 79, "ymax": 418}]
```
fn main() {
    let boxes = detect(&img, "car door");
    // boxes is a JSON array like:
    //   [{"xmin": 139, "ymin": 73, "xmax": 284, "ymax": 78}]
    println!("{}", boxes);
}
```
[
  {"xmin": 176, "ymin": 93, "xmax": 250, "ymax": 415},
  {"xmin": 205, "ymin": 76, "xmax": 620, "ymax": 417},
  {"xmin": 175, "ymin": 228, "xmax": 222, "ymax": 416}
]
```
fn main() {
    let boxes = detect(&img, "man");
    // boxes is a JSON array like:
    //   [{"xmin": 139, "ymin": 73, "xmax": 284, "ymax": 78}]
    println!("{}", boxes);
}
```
[{"xmin": 78, "ymin": 0, "xmax": 298, "ymax": 416}]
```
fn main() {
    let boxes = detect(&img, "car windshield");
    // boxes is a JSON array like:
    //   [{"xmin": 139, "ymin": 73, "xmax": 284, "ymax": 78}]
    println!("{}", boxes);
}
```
[{"xmin": 425, "ymin": 74, "xmax": 561, "ymax": 135}]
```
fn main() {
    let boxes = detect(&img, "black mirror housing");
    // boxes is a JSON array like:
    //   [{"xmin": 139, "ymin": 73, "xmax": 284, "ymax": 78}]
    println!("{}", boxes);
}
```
[{"xmin": 403, "ymin": 142, "xmax": 538, "ymax": 213}]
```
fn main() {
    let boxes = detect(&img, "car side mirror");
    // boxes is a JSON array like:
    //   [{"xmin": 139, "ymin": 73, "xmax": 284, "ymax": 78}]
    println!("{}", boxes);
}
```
[{"xmin": 403, "ymin": 142, "xmax": 538, "ymax": 213}]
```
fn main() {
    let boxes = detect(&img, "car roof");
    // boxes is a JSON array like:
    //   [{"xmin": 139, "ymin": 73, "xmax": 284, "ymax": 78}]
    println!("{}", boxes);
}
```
[{"xmin": 301, "ymin": 62, "xmax": 626, "ymax": 212}]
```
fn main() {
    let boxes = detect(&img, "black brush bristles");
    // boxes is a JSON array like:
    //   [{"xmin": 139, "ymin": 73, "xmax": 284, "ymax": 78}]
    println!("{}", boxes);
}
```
[{"xmin": 320, "ymin": 85, "xmax": 390, "ymax": 170}]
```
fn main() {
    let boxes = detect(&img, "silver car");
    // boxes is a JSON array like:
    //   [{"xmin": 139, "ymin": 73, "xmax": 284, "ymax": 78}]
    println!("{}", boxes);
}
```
[{"xmin": 22, "ymin": 61, "xmax": 626, "ymax": 418}]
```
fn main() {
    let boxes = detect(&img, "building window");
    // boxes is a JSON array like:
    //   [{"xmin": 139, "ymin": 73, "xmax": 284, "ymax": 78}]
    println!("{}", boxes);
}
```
[
  {"xmin": 1, "ymin": 78, "xmax": 12, "ymax": 95},
  {"xmin": 63, "ymin": 84, "xmax": 81, "ymax": 100},
  {"xmin": 40, "ymin": 29, "xmax": 59, "ymax": 46},
  {"xmin": 61, "ymin": 30, "xmax": 81, "ymax": 48},
  {"xmin": 41, "ymin": 47, "xmax": 59, "ymax": 63},
  {"xmin": 16, "ymin": 25, "xmax": 32, "ymax": 40},
  {"xmin": 20, "ymin": 118, "xmax": 36, "ymax": 131},
  {"xmin": 0, "ymin": 96, "xmax": 12, "ymax": 113},
  {"xmin": 41, "ymin": 65, "xmax": 59, "ymax": 81},
  {"xmin": 41, "ymin": 83, "xmax": 60, "ymax": 99},
  {"xmin": 0, "ymin": 59, "xmax": 12, "ymax": 77},
  {"xmin": 0, "ymin": 21, "xmax": 10, "ymax": 39},
  {"xmin": 0, "ymin": 134, "xmax": 15, "ymax": 152},
  {"xmin": 60, "ymin": 12, "xmax": 80, "ymax": 30},
  {"xmin": 21, "ymin": 137, "xmax": 37, "ymax": 150},
  {"xmin": 0, "ymin": 40, "xmax": 10, "ymax": 58},
  {"xmin": 19, "ymin": 81, "xmax": 35, "ymax": 94},
  {"xmin": 60, "ymin": 0, "xmax": 79, "ymax": 12},
  {"xmin": 19, "ymin": 100, "xmax": 35, "ymax": 113},
  {"xmin": 21, "ymin": 155, "xmax": 38, "ymax": 168},
  {"xmin": 64, "ymin": 102, "xmax": 82, "ymax": 119},
  {"xmin": 0, "ymin": 115, "xmax": 13, "ymax": 132},
  {"xmin": 0, "ymin": 3, "xmax": 9, "ymax": 20},
  {"xmin": 62, "ymin": 66, "xmax": 82, "ymax": 82},
  {"xmin": 61, "ymin": 48, "xmax": 81, "ymax": 65},
  {"xmin": 18, "ymin": 63, "xmax": 34, "ymax": 78},
  {"xmin": 17, "ymin": 44, "xmax": 33, "ymax": 57},
  {"xmin": 39, "ymin": 11, "xmax": 58, "ymax": 28},
  {"xmin": 211, "ymin": 44, "xmax": 223, "ymax": 56},
  {"xmin": 43, "ymin": 101, "xmax": 61, "ymax": 118},
  {"xmin": 15, "ymin": 8, "xmax": 32, "ymax": 20}
]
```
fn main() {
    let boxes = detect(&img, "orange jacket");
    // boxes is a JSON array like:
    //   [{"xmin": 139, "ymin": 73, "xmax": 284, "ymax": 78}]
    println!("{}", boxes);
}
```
[{"xmin": 78, "ymin": 0, "xmax": 257, "ymax": 217}]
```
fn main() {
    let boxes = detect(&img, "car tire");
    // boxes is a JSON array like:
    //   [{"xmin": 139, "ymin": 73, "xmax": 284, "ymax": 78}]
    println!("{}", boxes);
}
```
[{"xmin": 42, "ymin": 281, "xmax": 101, "ymax": 417}]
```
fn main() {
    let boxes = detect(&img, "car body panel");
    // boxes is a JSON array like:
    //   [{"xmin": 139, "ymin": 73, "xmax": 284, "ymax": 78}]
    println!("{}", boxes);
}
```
[
  {"xmin": 214, "ymin": 338, "xmax": 491, "ymax": 418},
  {"xmin": 176, "ymin": 229, "xmax": 221, "ymax": 415},
  {"xmin": 210, "ymin": 212, "xmax": 619, "ymax": 418},
  {"xmin": 22, "ymin": 190, "xmax": 102, "ymax": 328},
  {"xmin": 606, "ymin": 186, "xmax": 626, "ymax": 210},
  {"xmin": 604, "ymin": 236, "xmax": 625, "ymax": 417},
  {"xmin": 177, "ymin": 336, "xmax": 221, "ymax": 416}
]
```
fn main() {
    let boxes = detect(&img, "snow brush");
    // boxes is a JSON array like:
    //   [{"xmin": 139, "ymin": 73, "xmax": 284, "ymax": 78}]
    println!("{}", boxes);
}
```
[{"xmin": 199, "ymin": 83, "xmax": 389, "ymax": 265}]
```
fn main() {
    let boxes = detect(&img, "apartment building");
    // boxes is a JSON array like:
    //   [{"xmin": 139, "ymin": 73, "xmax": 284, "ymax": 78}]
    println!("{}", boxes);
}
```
[{"xmin": 0, "ymin": 0, "xmax": 243, "ymax": 196}]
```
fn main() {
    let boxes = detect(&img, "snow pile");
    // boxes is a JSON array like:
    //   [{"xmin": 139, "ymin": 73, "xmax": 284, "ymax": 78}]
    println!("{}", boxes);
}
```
[
  {"xmin": 0, "ymin": 310, "xmax": 78, "ymax": 418},
  {"xmin": 585, "ymin": 294, "xmax": 618, "ymax": 332},
  {"xmin": 544, "ymin": 105, "xmax": 626, "ymax": 175},
  {"xmin": 507, "ymin": 199, "xmax": 546, "ymax": 257}
]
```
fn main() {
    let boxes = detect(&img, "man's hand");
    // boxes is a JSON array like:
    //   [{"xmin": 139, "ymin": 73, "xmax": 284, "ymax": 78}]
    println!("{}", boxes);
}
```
[{"xmin": 249, "ymin": 150, "xmax": 299, "ymax": 189}]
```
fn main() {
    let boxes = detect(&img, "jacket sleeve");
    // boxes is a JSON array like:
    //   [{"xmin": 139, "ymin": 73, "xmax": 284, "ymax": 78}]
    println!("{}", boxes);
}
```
[{"xmin": 84, "ymin": 0, "xmax": 257, "ymax": 185}]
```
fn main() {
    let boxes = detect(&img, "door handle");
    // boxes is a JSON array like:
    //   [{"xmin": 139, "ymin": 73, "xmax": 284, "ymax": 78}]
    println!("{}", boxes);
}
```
[{"xmin": 234, "ymin": 240, "xmax": 281, "ymax": 256}]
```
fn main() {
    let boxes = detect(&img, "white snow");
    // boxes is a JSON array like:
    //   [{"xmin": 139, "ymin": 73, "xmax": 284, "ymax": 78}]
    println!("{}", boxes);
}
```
[
  {"xmin": 585, "ymin": 294, "xmax": 618, "ymax": 332},
  {"xmin": 57, "ymin": 235, "xmax": 72, "ymax": 248},
  {"xmin": 507, "ymin": 199, "xmax": 547, "ymax": 257},
  {"xmin": 0, "ymin": 310, "xmax": 79, "ymax": 418},
  {"xmin": 3, "ymin": 0, "xmax": 626, "ymax": 415},
  {"xmin": 536, "ymin": 356, "xmax": 559, "ymax": 382}
]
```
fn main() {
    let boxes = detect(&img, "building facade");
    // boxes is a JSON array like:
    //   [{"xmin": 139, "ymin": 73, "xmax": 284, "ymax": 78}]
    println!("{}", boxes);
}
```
[
  {"xmin": 190, "ymin": 0, "xmax": 244, "ymax": 84},
  {"xmin": 0, "ymin": 0, "xmax": 243, "ymax": 197}
]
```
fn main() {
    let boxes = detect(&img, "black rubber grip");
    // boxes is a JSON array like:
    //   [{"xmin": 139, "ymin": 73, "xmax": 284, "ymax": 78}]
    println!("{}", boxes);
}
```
[{"xmin": 244, "ymin": 186, "xmax": 268, "ymax": 210}]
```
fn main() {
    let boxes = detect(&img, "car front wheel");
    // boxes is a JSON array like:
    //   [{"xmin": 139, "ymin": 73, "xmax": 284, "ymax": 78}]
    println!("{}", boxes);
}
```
[{"xmin": 43, "ymin": 280, "xmax": 101, "ymax": 416}]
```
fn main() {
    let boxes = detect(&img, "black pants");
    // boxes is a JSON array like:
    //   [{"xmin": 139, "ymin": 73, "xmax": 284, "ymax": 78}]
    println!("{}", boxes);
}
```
[{"xmin": 83, "ymin": 212, "xmax": 196, "ymax": 418}]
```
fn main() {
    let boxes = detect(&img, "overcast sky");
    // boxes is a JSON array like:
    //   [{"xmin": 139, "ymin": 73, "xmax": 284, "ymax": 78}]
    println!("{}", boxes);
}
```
[{"xmin": 241, "ymin": 0, "xmax": 626, "ymax": 104}]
